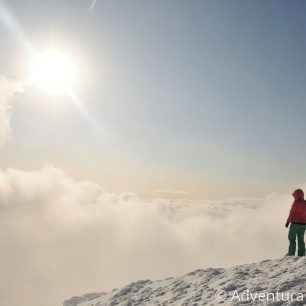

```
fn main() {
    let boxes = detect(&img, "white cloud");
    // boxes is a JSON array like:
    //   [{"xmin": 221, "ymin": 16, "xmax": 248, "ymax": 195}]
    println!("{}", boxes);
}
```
[
  {"xmin": 0, "ymin": 75, "xmax": 24, "ymax": 146},
  {"xmin": 0, "ymin": 165, "xmax": 293, "ymax": 306}
]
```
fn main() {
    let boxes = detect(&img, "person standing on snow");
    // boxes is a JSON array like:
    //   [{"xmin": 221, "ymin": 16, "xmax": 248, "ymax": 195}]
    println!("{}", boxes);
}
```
[{"xmin": 286, "ymin": 189, "xmax": 306, "ymax": 256}]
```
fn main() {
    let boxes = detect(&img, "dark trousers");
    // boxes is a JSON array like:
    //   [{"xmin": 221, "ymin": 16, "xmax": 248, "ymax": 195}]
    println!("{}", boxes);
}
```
[{"xmin": 288, "ymin": 223, "xmax": 306, "ymax": 256}]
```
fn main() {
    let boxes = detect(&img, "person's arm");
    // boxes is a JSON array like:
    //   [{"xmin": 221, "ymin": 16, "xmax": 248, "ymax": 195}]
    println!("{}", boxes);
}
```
[{"xmin": 286, "ymin": 203, "xmax": 297, "ymax": 227}]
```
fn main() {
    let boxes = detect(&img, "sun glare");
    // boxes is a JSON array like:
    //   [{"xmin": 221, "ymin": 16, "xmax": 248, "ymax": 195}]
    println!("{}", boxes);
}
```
[{"xmin": 30, "ymin": 50, "xmax": 76, "ymax": 93}]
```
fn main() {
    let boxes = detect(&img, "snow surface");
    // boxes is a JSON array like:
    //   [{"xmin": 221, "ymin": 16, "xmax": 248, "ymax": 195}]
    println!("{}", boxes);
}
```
[{"xmin": 63, "ymin": 256, "xmax": 306, "ymax": 306}]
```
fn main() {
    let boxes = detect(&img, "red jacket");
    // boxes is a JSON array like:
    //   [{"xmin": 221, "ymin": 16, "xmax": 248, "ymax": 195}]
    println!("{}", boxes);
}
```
[{"xmin": 287, "ymin": 199, "xmax": 306, "ymax": 224}]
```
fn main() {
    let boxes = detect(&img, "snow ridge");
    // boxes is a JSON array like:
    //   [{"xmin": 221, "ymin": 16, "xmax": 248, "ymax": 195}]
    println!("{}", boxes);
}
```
[{"xmin": 63, "ymin": 257, "xmax": 306, "ymax": 306}]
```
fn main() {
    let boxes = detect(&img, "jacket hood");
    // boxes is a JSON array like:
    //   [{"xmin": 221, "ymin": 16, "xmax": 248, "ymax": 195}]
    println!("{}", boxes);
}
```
[{"xmin": 292, "ymin": 189, "xmax": 304, "ymax": 200}]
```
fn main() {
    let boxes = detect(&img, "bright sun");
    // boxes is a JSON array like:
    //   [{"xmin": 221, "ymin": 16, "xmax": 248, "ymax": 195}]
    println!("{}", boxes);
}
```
[{"xmin": 30, "ymin": 50, "xmax": 76, "ymax": 93}]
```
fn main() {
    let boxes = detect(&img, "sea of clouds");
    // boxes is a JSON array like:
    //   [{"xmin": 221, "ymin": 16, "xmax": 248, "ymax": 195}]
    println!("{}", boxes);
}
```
[{"xmin": 0, "ymin": 165, "xmax": 293, "ymax": 306}]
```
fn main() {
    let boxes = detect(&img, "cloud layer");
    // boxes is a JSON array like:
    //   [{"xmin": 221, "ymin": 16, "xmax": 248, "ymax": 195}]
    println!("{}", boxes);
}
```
[
  {"xmin": 0, "ymin": 165, "xmax": 293, "ymax": 306},
  {"xmin": 0, "ymin": 75, "xmax": 24, "ymax": 146}
]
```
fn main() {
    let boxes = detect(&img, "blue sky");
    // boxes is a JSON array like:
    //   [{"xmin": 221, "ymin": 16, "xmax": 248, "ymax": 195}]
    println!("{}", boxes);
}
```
[{"xmin": 1, "ymin": 0, "xmax": 306, "ymax": 199}]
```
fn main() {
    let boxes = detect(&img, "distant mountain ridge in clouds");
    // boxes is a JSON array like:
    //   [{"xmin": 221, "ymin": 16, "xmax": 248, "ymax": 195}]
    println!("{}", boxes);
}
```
[{"xmin": 63, "ymin": 256, "xmax": 306, "ymax": 306}]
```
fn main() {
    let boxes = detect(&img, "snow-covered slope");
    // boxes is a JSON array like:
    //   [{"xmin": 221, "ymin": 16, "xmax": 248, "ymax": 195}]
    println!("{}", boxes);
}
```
[{"xmin": 63, "ymin": 257, "xmax": 306, "ymax": 306}]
